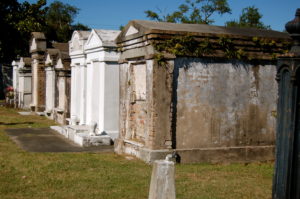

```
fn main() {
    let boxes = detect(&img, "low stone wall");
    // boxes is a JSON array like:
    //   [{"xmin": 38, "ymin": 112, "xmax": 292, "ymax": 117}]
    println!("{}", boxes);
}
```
[{"xmin": 174, "ymin": 58, "xmax": 277, "ymax": 163}]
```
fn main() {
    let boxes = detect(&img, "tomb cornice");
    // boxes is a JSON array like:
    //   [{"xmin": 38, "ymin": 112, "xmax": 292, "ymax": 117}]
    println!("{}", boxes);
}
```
[
  {"xmin": 18, "ymin": 68, "xmax": 31, "ymax": 73},
  {"xmin": 117, "ymin": 20, "xmax": 290, "ymax": 43},
  {"xmin": 117, "ymin": 20, "xmax": 292, "ymax": 61},
  {"xmin": 69, "ymin": 51, "xmax": 86, "ymax": 58},
  {"xmin": 45, "ymin": 66, "xmax": 55, "ymax": 71}
]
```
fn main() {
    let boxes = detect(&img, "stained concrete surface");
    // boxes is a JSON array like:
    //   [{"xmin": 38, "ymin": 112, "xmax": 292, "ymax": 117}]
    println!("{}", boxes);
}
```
[{"xmin": 5, "ymin": 128, "xmax": 113, "ymax": 152}]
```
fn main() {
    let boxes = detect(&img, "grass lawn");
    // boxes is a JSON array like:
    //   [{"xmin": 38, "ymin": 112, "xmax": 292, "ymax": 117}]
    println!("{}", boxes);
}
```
[{"xmin": 0, "ymin": 106, "xmax": 274, "ymax": 199}]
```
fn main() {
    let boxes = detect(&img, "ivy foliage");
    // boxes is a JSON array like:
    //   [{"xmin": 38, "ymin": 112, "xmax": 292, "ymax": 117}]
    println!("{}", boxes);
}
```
[{"xmin": 153, "ymin": 35, "xmax": 291, "ymax": 64}]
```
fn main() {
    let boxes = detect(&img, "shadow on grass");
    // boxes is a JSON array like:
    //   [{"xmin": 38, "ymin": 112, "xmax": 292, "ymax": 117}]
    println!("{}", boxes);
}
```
[{"xmin": 0, "ymin": 122, "xmax": 35, "ymax": 126}]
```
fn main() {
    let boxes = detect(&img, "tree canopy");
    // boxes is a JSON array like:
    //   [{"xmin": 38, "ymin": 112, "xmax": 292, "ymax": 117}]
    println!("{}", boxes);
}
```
[
  {"xmin": 145, "ymin": 1, "xmax": 270, "ymax": 30},
  {"xmin": 0, "ymin": 0, "xmax": 89, "ymax": 64},
  {"xmin": 225, "ymin": 6, "xmax": 270, "ymax": 29},
  {"xmin": 145, "ymin": 0, "xmax": 231, "ymax": 24},
  {"xmin": 0, "ymin": 0, "xmax": 47, "ymax": 63},
  {"xmin": 45, "ymin": 1, "xmax": 89, "ymax": 42}
]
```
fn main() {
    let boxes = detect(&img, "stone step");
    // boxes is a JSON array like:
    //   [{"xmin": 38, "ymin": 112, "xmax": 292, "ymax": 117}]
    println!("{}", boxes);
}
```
[{"xmin": 51, "ymin": 125, "xmax": 113, "ymax": 147}]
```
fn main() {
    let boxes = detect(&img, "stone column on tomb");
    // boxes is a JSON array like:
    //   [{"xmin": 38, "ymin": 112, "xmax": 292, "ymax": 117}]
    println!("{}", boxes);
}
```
[
  {"xmin": 79, "ymin": 63, "xmax": 87, "ymax": 125},
  {"xmin": 70, "ymin": 63, "xmax": 77, "ymax": 123},
  {"xmin": 29, "ymin": 32, "xmax": 46, "ymax": 112},
  {"xmin": 45, "ymin": 65, "xmax": 55, "ymax": 117},
  {"xmin": 12, "ymin": 60, "xmax": 19, "ymax": 108},
  {"xmin": 85, "ymin": 61, "xmax": 93, "ymax": 125}
]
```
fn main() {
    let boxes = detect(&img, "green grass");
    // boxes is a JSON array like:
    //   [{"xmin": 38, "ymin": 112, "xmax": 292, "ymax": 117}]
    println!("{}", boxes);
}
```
[{"xmin": 0, "ymin": 106, "xmax": 274, "ymax": 199}]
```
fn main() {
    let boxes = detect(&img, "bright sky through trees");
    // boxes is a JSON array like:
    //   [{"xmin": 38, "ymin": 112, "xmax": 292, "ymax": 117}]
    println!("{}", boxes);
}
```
[{"xmin": 17, "ymin": 0, "xmax": 300, "ymax": 31}]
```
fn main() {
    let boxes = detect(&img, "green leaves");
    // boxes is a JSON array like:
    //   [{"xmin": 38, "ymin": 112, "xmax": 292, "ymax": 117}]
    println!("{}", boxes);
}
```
[
  {"xmin": 45, "ymin": 1, "xmax": 81, "ymax": 42},
  {"xmin": 225, "ymin": 6, "xmax": 270, "ymax": 30},
  {"xmin": 145, "ymin": 0, "xmax": 231, "ymax": 25}
]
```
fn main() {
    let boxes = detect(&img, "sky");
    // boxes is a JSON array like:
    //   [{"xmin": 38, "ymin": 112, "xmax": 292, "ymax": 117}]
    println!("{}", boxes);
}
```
[{"xmin": 18, "ymin": 0, "xmax": 300, "ymax": 31}]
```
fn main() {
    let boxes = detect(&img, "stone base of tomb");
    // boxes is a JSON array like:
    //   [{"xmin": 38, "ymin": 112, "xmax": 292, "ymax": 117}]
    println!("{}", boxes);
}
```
[
  {"xmin": 18, "ymin": 112, "xmax": 35, "ymax": 116},
  {"xmin": 114, "ymin": 138, "xmax": 275, "ymax": 164},
  {"xmin": 114, "ymin": 139, "xmax": 173, "ymax": 163},
  {"xmin": 36, "ymin": 112, "xmax": 45, "ymax": 116},
  {"xmin": 53, "ymin": 108, "xmax": 67, "ymax": 125},
  {"xmin": 51, "ymin": 125, "xmax": 113, "ymax": 147},
  {"xmin": 30, "ymin": 104, "xmax": 45, "ymax": 113},
  {"xmin": 105, "ymin": 131, "xmax": 119, "ymax": 141},
  {"xmin": 44, "ymin": 110, "xmax": 54, "ymax": 119}
]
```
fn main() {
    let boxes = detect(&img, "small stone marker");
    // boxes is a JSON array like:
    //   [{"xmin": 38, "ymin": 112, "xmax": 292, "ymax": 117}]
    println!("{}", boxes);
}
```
[{"xmin": 148, "ymin": 155, "xmax": 176, "ymax": 199}]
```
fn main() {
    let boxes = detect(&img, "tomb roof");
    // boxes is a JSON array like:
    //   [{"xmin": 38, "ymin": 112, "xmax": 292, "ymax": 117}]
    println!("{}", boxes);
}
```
[
  {"xmin": 76, "ymin": 31, "xmax": 91, "ymax": 40},
  {"xmin": 51, "ymin": 42, "xmax": 69, "ymax": 53},
  {"xmin": 93, "ymin": 29, "xmax": 120, "ymax": 47},
  {"xmin": 22, "ymin": 57, "xmax": 32, "ymax": 65},
  {"xmin": 46, "ymin": 48, "xmax": 60, "ymax": 56},
  {"xmin": 116, "ymin": 20, "xmax": 290, "ymax": 43},
  {"xmin": 69, "ymin": 31, "xmax": 91, "ymax": 54},
  {"xmin": 19, "ymin": 57, "xmax": 32, "ymax": 68},
  {"xmin": 31, "ymin": 32, "xmax": 46, "ymax": 40}
]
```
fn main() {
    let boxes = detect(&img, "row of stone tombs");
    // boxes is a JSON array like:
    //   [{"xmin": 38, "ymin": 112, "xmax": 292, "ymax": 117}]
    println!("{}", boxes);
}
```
[{"xmin": 11, "ymin": 20, "xmax": 291, "ymax": 163}]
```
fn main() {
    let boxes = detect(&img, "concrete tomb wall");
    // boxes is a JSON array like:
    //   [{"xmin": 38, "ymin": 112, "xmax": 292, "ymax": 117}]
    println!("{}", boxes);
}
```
[
  {"xmin": 53, "ymin": 66, "xmax": 71, "ymax": 125},
  {"xmin": 45, "ymin": 51, "xmax": 56, "ymax": 118},
  {"xmin": 11, "ymin": 58, "xmax": 32, "ymax": 109},
  {"xmin": 17, "ymin": 58, "xmax": 32, "ymax": 109},
  {"xmin": 114, "ymin": 20, "xmax": 291, "ymax": 163},
  {"xmin": 174, "ymin": 58, "xmax": 277, "ymax": 163},
  {"xmin": 44, "ymin": 44, "xmax": 70, "ymax": 124}
]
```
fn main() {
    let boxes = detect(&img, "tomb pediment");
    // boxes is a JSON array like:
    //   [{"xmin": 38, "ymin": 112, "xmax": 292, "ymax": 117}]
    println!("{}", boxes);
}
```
[
  {"xmin": 84, "ymin": 29, "xmax": 120, "ymax": 50},
  {"xmin": 70, "ymin": 31, "xmax": 90, "ymax": 53},
  {"xmin": 45, "ymin": 54, "xmax": 53, "ymax": 66},
  {"xmin": 30, "ymin": 38, "xmax": 37, "ymax": 51},
  {"xmin": 55, "ymin": 58, "xmax": 64, "ymax": 69},
  {"xmin": 72, "ymin": 38, "xmax": 81, "ymax": 51},
  {"xmin": 30, "ymin": 32, "xmax": 46, "ymax": 53},
  {"xmin": 19, "ymin": 58, "xmax": 25, "ymax": 68},
  {"xmin": 70, "ymin": 32, "xmax": 82, "ymax": 52},
  {"xmin": 19, "ymin": 57, "xmax": 31, "ymax": 68},
  {"xmin": 84, "ymin": 30, "xmax": 103, "ymax": 49},
  {"xmin": 125, "ymin": 26, "xmax": 139, "ymax": 36},
  {"xmin": 12, "ymin": 61, "xmax": 18, "ymax": 67}
]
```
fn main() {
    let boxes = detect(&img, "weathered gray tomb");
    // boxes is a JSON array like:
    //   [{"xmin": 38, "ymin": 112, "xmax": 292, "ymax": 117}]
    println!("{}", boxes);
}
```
[
  {"xmin": 115, "ymin": 20, "xmax": 291, "ymax": 163},
  {"xmin": 15, "ymin": 57, "xmax": 32, "ymax": 109},
  {"xmin": 45, "ymin": 43, "xmax": 71, "ymax": 124},
  {"xmin": 12, "ymin": 57, "xmax": 33, "ymax": 109}
]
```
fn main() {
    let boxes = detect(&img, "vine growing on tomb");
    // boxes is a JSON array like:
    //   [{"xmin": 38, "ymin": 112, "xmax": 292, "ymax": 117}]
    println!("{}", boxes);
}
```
[{"xmin": 152, "ymin": 34, "xmax": 291, "ymax": 65}]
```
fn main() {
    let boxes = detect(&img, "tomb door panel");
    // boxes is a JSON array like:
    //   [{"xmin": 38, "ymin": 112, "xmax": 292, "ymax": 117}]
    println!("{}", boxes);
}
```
[{"xmin": 127, "ymin": 63, "xmax": 147, "ymax": 143}]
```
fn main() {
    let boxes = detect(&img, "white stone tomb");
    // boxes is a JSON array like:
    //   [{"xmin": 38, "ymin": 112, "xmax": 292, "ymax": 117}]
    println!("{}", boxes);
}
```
[{"xmin": 58, "ymin": 29, "xmax": 120, "ymax": 147}]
